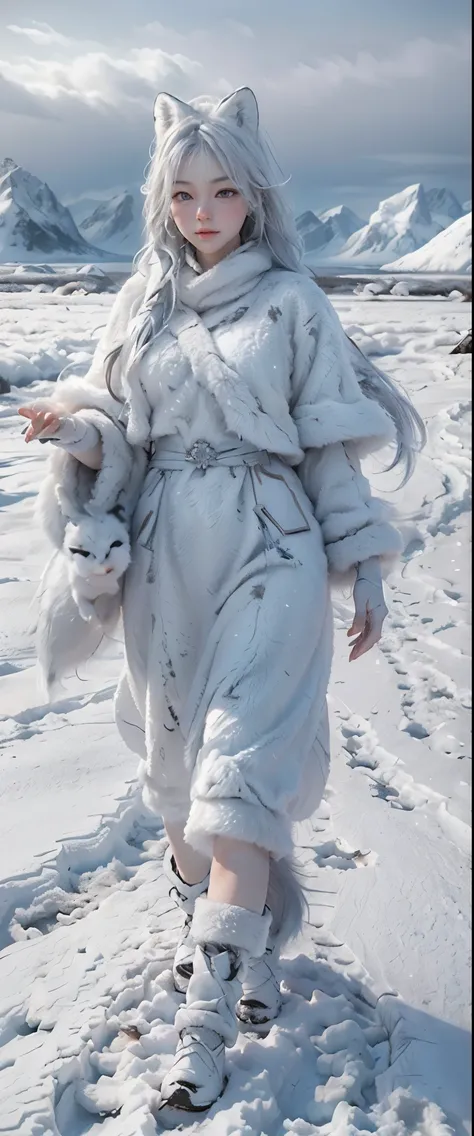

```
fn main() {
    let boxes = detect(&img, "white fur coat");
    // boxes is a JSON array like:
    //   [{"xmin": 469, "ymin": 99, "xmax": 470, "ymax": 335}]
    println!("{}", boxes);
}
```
[
  {"xmin": 37, "ymin": 242, "xmax": 400, "ymax": 570},
  {"xmin": 34, "ymin": 242, "xmax": 402, "ymax": 689}
]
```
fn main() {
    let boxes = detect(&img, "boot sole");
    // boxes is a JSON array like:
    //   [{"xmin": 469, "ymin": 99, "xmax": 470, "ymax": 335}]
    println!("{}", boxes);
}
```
[
  {"xmin": 236, "ymin": 1014, "xmax": 279, "ymax": 1037},
  {"xmin": 158, "ymin": 1075, "xmax": 228, "ymax": 1123}
]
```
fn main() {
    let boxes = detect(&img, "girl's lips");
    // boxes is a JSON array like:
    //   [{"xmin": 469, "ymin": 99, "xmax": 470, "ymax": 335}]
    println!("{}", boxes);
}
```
[{"xmin": 195, "ymin": 231, "xmax": 219, "ymax": 237}]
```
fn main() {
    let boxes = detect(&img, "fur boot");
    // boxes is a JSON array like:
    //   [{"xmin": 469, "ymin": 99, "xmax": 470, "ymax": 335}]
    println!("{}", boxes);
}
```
[
  {"xmin": 163, "ymin": 847, "xmax": 210, "ymax": 994},
  {"xmin": 159, "ymin": 898, "xmax": 272, "ymax": 1114},
  {"xmin": 237, "ymin": 853, "xmax": 307, "ymax": 1026}
]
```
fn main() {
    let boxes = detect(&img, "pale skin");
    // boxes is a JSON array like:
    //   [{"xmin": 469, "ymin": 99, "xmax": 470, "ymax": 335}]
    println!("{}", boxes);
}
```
[{"xmin": 18, "ymin": 151, "xmax": 387, "ymax": 912}]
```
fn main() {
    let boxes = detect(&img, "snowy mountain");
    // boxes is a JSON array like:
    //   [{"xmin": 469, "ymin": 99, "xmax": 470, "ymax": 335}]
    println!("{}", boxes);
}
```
[
  {"xmin": 425, "ymin": 187, "xmax": 465, "ymax": 229},
  {"xmin": 296, "ymin": 205, "xmax": 365, "ymax": 256},
  {"xmin": 383, "ymin": 211, "xmax": 472, "ymax": 273},
  {"xmin": 295, "ymin": 210, "xmax": 326, "ymax": 252},
  {"xmin": 338, "ymin": 184, "xmax": 443, "ymax": 265},
  {"xmin": 318, "ymin": 204, "xmax": 366, "ymax": 241},
  {"xmin": 0, "ymin": 158, "xmax": 120, "ymax": 263},
  {"xmin": 66, "ymin": 194, "xmax": 110, "ymax": 227},
  {"xmin": 77, "ymin": 190, "xmax": 144, "ymax": 256}
]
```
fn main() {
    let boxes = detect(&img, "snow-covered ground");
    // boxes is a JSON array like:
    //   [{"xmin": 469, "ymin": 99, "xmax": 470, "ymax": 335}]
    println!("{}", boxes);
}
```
[{"xmin": 0, "ymin": 289, "xmax": 471, "ymax": 1135}]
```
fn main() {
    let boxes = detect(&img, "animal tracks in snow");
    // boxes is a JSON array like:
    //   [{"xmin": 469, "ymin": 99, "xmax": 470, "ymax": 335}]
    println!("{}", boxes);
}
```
[
  {"xmin": 338, "ymin": 712, "xmax": 448, "ymax": 812},
  {"xmin": 331, "ymin": 366, "xmax": 471, "ymax": 859}
]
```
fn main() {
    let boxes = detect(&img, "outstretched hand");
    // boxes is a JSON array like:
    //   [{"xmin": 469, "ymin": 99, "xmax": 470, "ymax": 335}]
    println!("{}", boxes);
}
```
[
  {"xmin": 18, "ymin": 406, "xmax": 62, "ymax": 443},
  {"xmin": 347, "ymin": 556, "xmax": 388, "ymax": 662}
]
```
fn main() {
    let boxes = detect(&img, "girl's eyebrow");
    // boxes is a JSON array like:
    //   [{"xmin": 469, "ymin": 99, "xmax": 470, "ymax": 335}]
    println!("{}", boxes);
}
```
[{"xmin": 174, "ymin": 176, "xmax": 233, "ymax": 186}]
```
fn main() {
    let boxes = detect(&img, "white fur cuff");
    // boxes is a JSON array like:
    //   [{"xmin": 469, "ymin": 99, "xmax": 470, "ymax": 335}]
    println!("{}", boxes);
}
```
[
  {"xmin": 191, "ymin": 897, "xmax": 272, "ymax": 958},
  {"xmin": 184, "ymin": 797, "xmax": 293, "ymax": 859},
  {"xmin": 325, "ymin": 519, "xmax": 403, "ymax": 574}
]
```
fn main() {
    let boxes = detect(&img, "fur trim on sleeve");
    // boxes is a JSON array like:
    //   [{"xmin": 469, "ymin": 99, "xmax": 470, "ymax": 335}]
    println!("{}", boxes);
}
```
[
  {"xmin": 292, "ymin": 395, "xmax": 396, "ymax": 453},
  {"xmin": 288, "ymin": 276, "xmax": 397, "ymax": 457},
  {"xmin": 36, "ymin": 408, "xmax": 141, "ymax": 549},
  {"xmin": 325, "ymin": 519, "xmax": 403, "ymax": 574},
  {"xmin": 298, "ymin": 438, "xmax": 402, "ymax": 577}
]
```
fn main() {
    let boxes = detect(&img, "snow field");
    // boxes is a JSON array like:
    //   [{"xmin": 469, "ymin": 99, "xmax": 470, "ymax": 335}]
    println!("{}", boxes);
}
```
[{"xmin": 0, "ymin": 291, "xmax": 471, "ymax": 1134}]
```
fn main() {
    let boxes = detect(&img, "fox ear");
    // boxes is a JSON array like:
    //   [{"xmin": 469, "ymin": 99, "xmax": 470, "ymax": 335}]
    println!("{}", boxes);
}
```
[
  {"xmin": 214, "ymin": 87, "xmax": 259, "ymax": 135},
  {"xmin": 153, "ymin": 92, "xmax": 201, "ymax": 143}
]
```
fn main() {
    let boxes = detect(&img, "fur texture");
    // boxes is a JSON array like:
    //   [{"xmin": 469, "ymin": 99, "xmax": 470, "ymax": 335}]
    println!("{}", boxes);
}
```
[
  {"xmin": 266, "ymin": 854, "xmax": 308, "ymax": 948},
  {"xmin": 191, "ymin": 898, "xmax": 272, "ymax": 958},
  {"xmin": 34, "ymin": 398, "xmax": 143, "ymax": 551},
  {"xmin": 184, "ymin": 797, "xmax": 293, "ymax": 860},
  {"xmin": 154, "ymin": 87, "xmax": 259, "ymax": 146},
  {"xmin": 35, "ymin": 243, "xmax": 405, "ymax": 779},
  {"xmin": 33, "ymin": 367, "xmax": 147, "ymax": 686},
  {"xmin": 35, "ymin": 552, "xmax": 121, "ymax": 696},
  {"xmin": 64, "ymin": 514, "xmax": 131, "ymax": 622},
  {"xmin": 36, "ymin": 246, "xmax": 402, "ymax": 588}
]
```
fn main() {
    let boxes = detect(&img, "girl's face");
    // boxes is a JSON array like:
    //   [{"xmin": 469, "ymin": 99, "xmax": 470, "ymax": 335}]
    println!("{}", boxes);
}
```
[{"xmin": 170, "ymin": 150, "xmax": 249, "ymax": 270}]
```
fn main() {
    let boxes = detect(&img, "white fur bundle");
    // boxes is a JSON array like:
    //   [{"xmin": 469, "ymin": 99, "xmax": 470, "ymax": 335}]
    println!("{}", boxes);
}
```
[
  {"xmin": 35, "ymin": 512, "xmax": 131, "ymax": 696},
  {"xmin": 63, "ymin": 513, "xmax": 131, "ymax": 623}
]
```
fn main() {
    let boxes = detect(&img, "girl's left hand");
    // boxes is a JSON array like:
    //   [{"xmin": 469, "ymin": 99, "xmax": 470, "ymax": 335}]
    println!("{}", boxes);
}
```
[{"xmin": 347, "ymin": 556, "xmax": 388, "ymax": 662}]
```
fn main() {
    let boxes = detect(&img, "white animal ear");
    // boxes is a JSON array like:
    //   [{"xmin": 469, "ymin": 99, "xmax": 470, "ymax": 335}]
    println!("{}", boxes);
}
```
[
  {"xmin": 153, "ymin": 92, "xmax": 202, "ymax": 143},
  {"xmin": 214, "ymin": 87, "xmax": 259, "ymax": 135},
  {"xmin": 153, "ymin": 86, "xmax": 259, "ymax": 145}
]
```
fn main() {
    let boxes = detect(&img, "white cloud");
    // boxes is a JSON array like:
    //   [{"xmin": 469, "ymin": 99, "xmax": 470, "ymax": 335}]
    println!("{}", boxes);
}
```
[
  {"xmin": 262, "ymin": 35, "xmax": 471, "ymax": 102},
  {"xmin": 0, "ymin": 19, "xmax": 469, "ymax": 213},
  {"xmin": 7, "ymin": 22, "xmax": 71, "ymax": 47},
  {"xmin": 0, "ymin": 73, "xmax": 57, "ymax": 118},
  {"xmin": 0, "ymin": 47, "xmax": 203, "ymax": 112},
  {"xmin": 3, "ymin": 24, "xmax": 467, "ymax": 122}
]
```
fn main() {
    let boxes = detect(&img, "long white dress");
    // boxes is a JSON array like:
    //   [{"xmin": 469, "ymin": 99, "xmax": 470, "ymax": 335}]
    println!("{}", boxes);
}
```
[
  {"xmin": 115, "ymin": 380, "xmax": 333, "ymax": 859},
  {"xmin": 36, "ymin": 241, "xmax": 400, "ymax": 860}
]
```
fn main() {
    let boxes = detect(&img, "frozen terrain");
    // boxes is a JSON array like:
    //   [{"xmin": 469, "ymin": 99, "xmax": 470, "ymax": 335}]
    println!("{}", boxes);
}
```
[{"xmin": 0, "ymin": 288, "xmax": 471, "ymax": 1134}]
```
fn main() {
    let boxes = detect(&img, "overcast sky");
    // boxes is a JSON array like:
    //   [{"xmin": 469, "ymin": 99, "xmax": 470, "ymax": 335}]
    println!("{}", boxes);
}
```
[{"xmin": 0, "ymin": 0, "xmax": 471, "ymax": 218}]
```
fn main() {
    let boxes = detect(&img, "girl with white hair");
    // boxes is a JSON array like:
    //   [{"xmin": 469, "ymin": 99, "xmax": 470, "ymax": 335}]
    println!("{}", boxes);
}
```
[{"xmin": 19, "ymin": 87, "xmax": 424, "ymax": 1115}]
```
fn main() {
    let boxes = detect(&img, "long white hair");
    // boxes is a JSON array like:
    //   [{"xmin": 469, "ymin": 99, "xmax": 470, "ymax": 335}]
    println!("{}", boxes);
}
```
[{"xmin": 106, "ymin": 88, "xmax": 425, "ymax": 483}]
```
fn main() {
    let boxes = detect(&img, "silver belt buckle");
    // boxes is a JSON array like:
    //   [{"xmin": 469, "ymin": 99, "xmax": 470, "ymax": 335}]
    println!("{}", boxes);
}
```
[{"xmin": 185, "ymin": 440, "xmax": 218, "ymax": 469}]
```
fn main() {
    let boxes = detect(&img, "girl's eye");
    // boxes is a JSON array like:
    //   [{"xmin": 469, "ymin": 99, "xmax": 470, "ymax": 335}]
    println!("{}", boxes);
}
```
[
  {"xmin": 109, "ymin": 540, "xmax": 123, "ymax": 549},
  {"xmin": 172, "ymin": 189, "xmax": 237, "ymax": 201},
  {"xmin": 69, "ymin": 547, "xmax": 91, "ymax": 557}
]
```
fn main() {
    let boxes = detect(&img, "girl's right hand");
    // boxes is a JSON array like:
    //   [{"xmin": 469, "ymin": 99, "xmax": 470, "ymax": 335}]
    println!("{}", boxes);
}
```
[{"xmin": 18, "ymin": 406, "xmax": 62, "ymax": 443}]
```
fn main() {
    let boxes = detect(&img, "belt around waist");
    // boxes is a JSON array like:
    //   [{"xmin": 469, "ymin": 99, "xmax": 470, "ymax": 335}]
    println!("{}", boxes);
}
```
[{"xmin": 149, "ymin": 439, "xmax": 269, "ymax": 470}]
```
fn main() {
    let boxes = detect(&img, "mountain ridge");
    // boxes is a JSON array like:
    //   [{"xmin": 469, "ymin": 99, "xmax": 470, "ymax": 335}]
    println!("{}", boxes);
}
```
[
  {"xmin": 1, "ymin": 158, "xmax": 469, "ymax": 271},
  {"xmin": 0, "ymin": 159, "xmax": 122, "ymax": 263},
  {"xmin": 382, "ymin": 211, "xmax": 472, "ymax": 273},
  {"xmin": 335, "ymin": 183, "xmax": 442, "ymax": 264}
]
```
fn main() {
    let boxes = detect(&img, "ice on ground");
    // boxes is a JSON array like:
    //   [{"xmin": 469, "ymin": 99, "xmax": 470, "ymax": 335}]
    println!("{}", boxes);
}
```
[
  {"xmin": 0, "ymin": 292, "xmax": 471, "ymax": 1134},
  {"xmin": 76, "ymin": 264, "xmax": 109, "ymax": 277}
]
